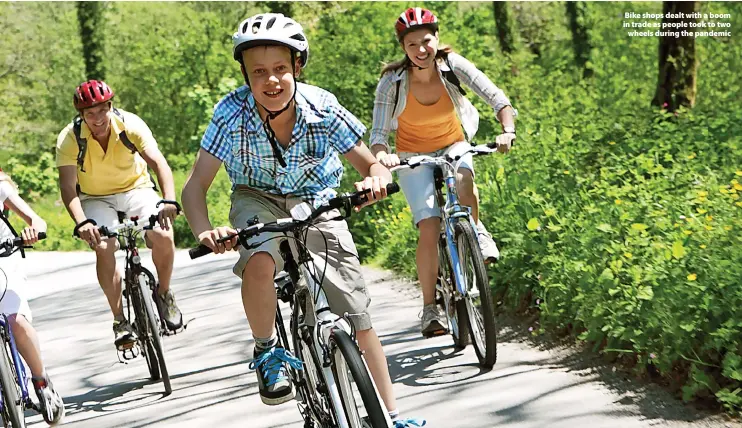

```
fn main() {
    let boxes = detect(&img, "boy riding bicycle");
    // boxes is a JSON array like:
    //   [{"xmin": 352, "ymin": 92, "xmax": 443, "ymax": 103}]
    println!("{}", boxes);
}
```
[
  {"xmin": 181, "ymin": 13, "xmax": 424, "ymax": 427},
  {"xmin": 0, "ymin": 171, "xmax": 64, "ymax": 425}
]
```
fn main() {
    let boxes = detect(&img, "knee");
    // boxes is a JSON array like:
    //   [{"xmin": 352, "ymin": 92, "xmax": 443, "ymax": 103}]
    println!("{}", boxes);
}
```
[
  {"xmin": 242, "ymin": 252, "xmax": 276, "ymax": 286},
  {"xmin": 147, "ymin": 229, "xmax": 174, "ymax": 250},
  {"xmin": 457, "ymin": 170, "xmax": 475, "ymax": 194},
  {"xmin": 93, "ymin": 238, "xmax": 118, "ymax": 256},
  {"xmin": 417, "ymin": 218, "xmax": 441, "ymax": 244}
]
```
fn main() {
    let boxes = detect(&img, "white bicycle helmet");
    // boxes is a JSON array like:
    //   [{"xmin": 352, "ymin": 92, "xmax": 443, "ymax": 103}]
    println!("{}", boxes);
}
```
[{"xmin": 233, "ymin": 13, "xmax": 309, "ymax": 66}]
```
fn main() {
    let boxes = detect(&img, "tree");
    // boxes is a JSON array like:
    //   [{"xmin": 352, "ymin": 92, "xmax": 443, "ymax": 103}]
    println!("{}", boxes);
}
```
[
  {"xmin": 255, "ymin": 1, "xmax": 293, "ymax": 17},
  {"xmin": 77, "ymin": 1, "xmax": 106, "ymax": 80},
  {"xmin": 565, "ymin": 2, "xmax": 593, "ymax": 78},
  {"xmin": 652, "ymin": 1, "xmax": 699, "ymax": 110},
  {"xmin": 492, "ymin": 2, "xmax": 515, "ymax": 55}
]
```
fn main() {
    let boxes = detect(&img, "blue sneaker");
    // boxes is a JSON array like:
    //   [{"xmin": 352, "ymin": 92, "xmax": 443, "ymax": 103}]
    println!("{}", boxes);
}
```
[
  {"xmin": 393, "ymin": 419, "xmax": 427, "ymax": 428},
  {"xmin": 249, "ymin": 346, "xmax": 303, "ymax": 405}
]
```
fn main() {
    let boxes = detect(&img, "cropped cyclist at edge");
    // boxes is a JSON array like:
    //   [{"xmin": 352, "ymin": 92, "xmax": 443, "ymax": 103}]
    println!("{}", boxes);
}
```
[
  {"xmin": 370, "ymin": 7, "xmax": 517, "ymax": 338},
  {"xmin": 0, "ymin": 171, "xmax": 64, "ymax": 424},
  {"xmin": 181, "ymin": 13, "xmax": 424, "ymax": 427},
  {"xmin": 55, "ymin": 80, "xmax": 183, "ymax": 350}
]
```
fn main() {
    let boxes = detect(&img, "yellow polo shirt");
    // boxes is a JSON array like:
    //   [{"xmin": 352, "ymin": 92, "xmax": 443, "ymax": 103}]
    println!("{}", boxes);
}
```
[{"xmin": 56, "ymin": 109, "xmax": 155, "ymax": 196}]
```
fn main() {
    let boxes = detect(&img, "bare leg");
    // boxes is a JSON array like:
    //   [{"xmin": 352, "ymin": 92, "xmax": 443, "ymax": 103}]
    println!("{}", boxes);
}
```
[
  {"xmin": 147, "ymin": 229, "xmax": 175, "ymax": 295},
  {"xmin": 9, "ymin": 314, "xmax": 44, "ymax": 378},
  {"xmin": 241, "ymin": 252, "xmax": 278, "ymax": 338},
  {"xmin": 93, "ymin": 239, "xmax": 123, "ymax": 317},
  {"xmin": 357, "ymin": 328, "xmax": 396, "ymax": 413},
  {"xmin": 416, "ymin": 217, "xmax": 440, "ymax": 306},
  {"xmin": 456, "ymin": 169, "xmax": 479, "ymax": 223}
]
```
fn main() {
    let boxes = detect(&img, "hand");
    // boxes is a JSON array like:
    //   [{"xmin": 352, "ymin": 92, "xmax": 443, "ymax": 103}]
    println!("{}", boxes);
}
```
[
  {"xmin": 494, "ymin": 132, "xmax": 516, "ymax": 153},
  {"xmin": 78, "ymin": 223, "xmax": 102, "ymax": 248},
  {"xmin": 20, "ymin": 226, "xmax": 40, "ymax": 246},
  {"xmin": 353, "ymin": 175, "xmax": 390, "ymax": 212},
  {"xmin": 198, "ymin": 227, "xmax": 239, "ymax": 254},
  {"xmin": 376, "ymin": 151, "xmax": 400, "ymax": 168},
  {"xmin": 158, "ymin": 202, "xmax": 179, "ymax": 230}
]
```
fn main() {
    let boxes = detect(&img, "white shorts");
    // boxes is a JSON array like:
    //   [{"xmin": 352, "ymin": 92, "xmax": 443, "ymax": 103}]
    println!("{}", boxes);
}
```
[
  {"xmin": 397, "ymin": 141, "xmax": 475, "ymax": 225},
  {"xmin": 80, "ymin": 187, "xmax": 161, "ymax": 228},
  {"xmin": 0, "ymin": 262, "xmax": 32, "ymax": 322}
]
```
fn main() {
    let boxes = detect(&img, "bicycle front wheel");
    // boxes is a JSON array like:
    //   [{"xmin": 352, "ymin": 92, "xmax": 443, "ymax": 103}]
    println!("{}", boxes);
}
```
[
  {"xmin": 454, "ymin": 220, "xmax": 497, "ymax": 368},
  {"xmin": 0, "ymin": 332, "xmax": 25, "ymax": 428},
  {"xmin": 438, "ymin": 238, "xmax": 470, "ymax": 349},
  {"xmin": 139, "ymin": 270, "xmax": 172, "ymax": 395},
  {"xmin": 330, "ymin": 329, "xmax": 388, "ymax": 428}
]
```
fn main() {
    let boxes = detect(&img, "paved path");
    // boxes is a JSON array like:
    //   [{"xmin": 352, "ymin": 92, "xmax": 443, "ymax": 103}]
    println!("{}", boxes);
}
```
[{"xmin": 17, "ymin": 251, "xmax": 738, "ymax": 427}]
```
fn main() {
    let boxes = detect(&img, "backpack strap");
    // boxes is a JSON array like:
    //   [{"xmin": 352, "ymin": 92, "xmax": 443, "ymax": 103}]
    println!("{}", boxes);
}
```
[
  {"xmin": 442, "ymin": 53, "xmax": 466, "ymax": 96},
  {"xmin": 112, "ymin": 108, "xmax": 137, "ymax": 154},
  {"xmin": 72, "ymin": 116, "xmax": 89, "ymax": 172},
  {"xmin": 392, "ymin": 78, "xmax": 402, "ymax": 118}
]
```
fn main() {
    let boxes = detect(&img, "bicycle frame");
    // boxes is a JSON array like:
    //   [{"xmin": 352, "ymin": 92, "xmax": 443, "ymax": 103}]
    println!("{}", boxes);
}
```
[
  {"xmin": 0, "ymin": 315, "xmax": 32, "ymax": 411},
  {"xmin": 278, "ymin": 233, "xmax": 392, "ymax": 428}
]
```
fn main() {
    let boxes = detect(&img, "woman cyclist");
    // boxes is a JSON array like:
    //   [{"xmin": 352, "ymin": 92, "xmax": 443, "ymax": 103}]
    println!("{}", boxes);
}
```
[{"xmin": 370, "ymin": 7, "xmax": 517, "ymax": 337}]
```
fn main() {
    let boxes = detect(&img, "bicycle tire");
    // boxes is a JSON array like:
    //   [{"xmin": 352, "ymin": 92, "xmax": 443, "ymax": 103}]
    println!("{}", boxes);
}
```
[
  {"xmin": 0, "ymin": 333, "xmax": 24, "ymax": 428},
  {"xmin": 330, "ymin": 329, "xmax": 387, "ymax": 428},
  {"xmin": 438, "ymin": 239, "xmax": 470, "ymax": 349},
  {"xmin": 295, "ymin": 325, "xmax": 335, "ymax": 427},
  {"xmin": 454, "ymin": 220, "xmax": 497, "ymax": 368},
  {"xmin": 139, "ymin": 270, "xmax": 172, "ymax": 395},
  {"xmin": 131, "ymin": 269, "xmax": 160, "ymax": 382}
]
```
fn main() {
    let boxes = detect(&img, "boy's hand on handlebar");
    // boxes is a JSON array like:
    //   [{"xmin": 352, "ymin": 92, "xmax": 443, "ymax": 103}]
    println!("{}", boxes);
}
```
[
  {"xmin": 353, "ymin": 175, "xmax": 390, "ymax": 212},
  {"xmin": 494, "ymin": 132, "xmax": 516, "ymax": 153},
  {"xmin": 198, "ymin": 226, "xmax": 239, "ymax": 254}
]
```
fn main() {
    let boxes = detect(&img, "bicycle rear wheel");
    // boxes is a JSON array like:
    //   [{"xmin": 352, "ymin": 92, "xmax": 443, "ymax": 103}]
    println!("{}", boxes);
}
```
[
  {"xmin": 438, "ymin": 238, "xmax": 470, "ymax": 349},
  {"xmin": 454, "ymin": 220, "xmax": 497, "ymax": 368},
  {"xmin": 0, "ymin": 331, "xmax": 24, "ymax": 428},
  {"xmin": 330, "ymin": 329, "xmax": 388, "ymax": 428},
  {"xmin": 139, "ymin": 269, "xmax": 172, "ymax": 394}
]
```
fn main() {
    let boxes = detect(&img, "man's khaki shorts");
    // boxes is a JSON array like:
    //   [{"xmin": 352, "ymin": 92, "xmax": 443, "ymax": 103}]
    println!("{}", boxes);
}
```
[{"xmin": 230, "ymin": 186, "xmax": 372, "ymax": 331}]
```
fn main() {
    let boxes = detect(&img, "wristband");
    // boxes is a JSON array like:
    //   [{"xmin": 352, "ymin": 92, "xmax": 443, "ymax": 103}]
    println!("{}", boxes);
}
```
[{"xmin": 73, "ymin": 219, "xmax": 97, "ymax": 238}]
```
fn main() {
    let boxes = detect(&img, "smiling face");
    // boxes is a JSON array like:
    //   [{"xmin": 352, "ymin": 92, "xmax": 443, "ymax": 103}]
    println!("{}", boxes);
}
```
[
  {"xmin": 402, "ymin": 28, "xmax": 439, "ymax": 69},
  {"xmin": 81, "ymin": 102, "xmax": 112, "ymax": 139},
  {"xmin": 241, "ymin": 45, "xmax": 301, "ymax": 113}
]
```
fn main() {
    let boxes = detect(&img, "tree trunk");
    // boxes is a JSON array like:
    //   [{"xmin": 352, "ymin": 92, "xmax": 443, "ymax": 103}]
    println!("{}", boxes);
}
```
[
  {"xmin": 492, "ymin": 2, "xmax": 515, "ymax": 55},
  {"xmin": 566, "ymin": 2, "xmax": 593, "ymax": 78},
  {"xmin": 652, "ymin": 1, "xmax": 699, "ymax": 110},
  {"xmin": 76, "ymin": 1, "xmax": 106, "ymax": 81}
]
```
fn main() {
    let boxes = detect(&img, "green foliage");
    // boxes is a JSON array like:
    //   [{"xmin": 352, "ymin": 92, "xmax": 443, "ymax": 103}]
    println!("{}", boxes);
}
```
[{"xmin": 76, "ymin": 1, "xmax": 107, "ymax": 80}]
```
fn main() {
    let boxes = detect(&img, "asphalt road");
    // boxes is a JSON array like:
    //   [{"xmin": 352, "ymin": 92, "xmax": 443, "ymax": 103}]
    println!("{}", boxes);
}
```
[{"xmin": 16, "ymin": 250, "xmax": 739, "ymax": 428}]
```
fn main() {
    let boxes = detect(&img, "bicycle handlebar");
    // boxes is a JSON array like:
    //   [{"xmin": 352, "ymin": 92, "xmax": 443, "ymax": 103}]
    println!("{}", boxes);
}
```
[
  {"xmin": 98, "ymin": 215, "xmax": 160, "ymax": 238},
  {"xmin": 189, "ymin": 183, "xmax": 400, "ymax": 260},
  {"xmin": 0, "ymin": 232, "xmax": 47, "ymax": 253}
]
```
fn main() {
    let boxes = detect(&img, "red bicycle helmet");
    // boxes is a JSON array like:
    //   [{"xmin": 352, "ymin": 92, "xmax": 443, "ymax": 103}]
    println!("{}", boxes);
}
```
[
  {"xmin": 73, "ymin": 80, "xmax": 114, "ymax": 110},
  {"xmin": 395, "ymin": 7, "xmax": 439, "ymax": 41}
]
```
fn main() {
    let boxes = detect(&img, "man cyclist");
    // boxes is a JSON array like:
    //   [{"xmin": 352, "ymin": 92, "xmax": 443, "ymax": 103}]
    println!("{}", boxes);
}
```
[
  {"xmin": 56, "ymin": 80, "xmax": 183, "ymax": 350},
  {"xmin": 182, "ymin": 13, "xmax": 424, "ymax": 427}
]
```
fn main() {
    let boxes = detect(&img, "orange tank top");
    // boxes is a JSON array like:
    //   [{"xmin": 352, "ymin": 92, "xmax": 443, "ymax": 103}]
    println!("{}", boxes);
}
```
[{"xmin": 395, "ymin": 89, "xmax": 465, "ymax": 153}]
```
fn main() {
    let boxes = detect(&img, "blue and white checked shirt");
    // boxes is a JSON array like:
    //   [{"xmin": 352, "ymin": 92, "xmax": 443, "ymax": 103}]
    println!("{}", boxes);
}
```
[{"xmin": 201, "ymin": 83, "xmax": 366, "ymax": 206}]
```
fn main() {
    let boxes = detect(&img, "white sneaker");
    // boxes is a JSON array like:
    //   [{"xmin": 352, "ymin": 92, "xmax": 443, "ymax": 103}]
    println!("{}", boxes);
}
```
[
  {"xmin": 420, "ymin": 304, "xmax": 448, "ymax": 337},
  {"xmin": 476, "ymin": 221, "xmax": 500, "ymax": 263}
]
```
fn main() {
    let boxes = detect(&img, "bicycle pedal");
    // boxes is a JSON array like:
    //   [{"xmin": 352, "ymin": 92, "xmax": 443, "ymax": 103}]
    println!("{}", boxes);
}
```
[{"xmin": 422, "ymin": 328, "xmax": 449, "ymax": 338}]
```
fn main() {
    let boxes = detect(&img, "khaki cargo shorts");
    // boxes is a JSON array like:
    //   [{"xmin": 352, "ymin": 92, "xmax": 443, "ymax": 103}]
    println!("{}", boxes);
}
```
[{"xmin": 230, "ymin": 186, "xmax": 372, "ymax": 331}]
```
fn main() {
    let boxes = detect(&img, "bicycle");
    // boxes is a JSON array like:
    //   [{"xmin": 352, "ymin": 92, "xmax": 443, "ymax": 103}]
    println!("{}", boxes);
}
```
[
  {"xmin": 91, "ymin": 204, "xmax": 182, "ymax": 396},
  {"xmin": 391, "ymin": 144, "xmax": 501, "ymax": 368},
  {"xmin": 0, "ymin": 232, "xmax": 47, "ymax": 427},
  {"xmin": 189, "ymin": 185, "xmax": 400, "ymax": 428}
]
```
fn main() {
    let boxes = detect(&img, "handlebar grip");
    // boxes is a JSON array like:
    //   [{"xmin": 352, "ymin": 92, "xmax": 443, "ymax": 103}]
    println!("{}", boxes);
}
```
[
  {"xmin": 38, "ymin": 232, "xmax": 46, "ymax": 240},
  {"xmin": 350, "ymin": 183, "xmax": 400, "ymax": 206},
  {"xmin": 189, "ymin": 244, "xmax": 213, "ymax": 259}
]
